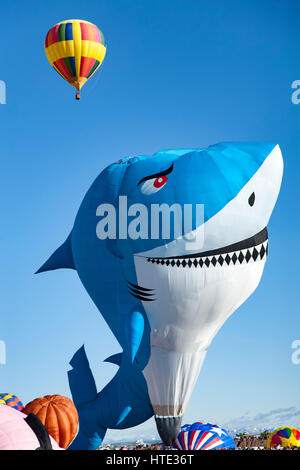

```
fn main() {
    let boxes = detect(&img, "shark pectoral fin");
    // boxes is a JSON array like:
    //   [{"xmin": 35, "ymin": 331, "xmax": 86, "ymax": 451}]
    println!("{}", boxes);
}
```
[
  {"xmin": 35, "ymin": 233, "xmax": 75, "ymax": 273},
  {"xmin": 125, "ymin": 311, "xmax": 144, "ymax": 363},
  {"xmin": 68, "ymin": 345, "xmax": 98, "ymax": 407},
  {"xmin": 104, "ymin": 353, "xmax": 123, "ymax": 366}
]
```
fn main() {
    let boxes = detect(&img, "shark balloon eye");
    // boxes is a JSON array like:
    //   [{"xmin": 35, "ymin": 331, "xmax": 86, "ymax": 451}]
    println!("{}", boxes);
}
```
[
  {"xmin": 248, "ymin": 192, "xmax": 255, "ymax": 206},
  {"xmin": 154, "ymin": 175, "xmax": 167, "ymax": 188},
  {"xmin": 140, "ymin": 176, "xmax": 168, "ymax": 195}
]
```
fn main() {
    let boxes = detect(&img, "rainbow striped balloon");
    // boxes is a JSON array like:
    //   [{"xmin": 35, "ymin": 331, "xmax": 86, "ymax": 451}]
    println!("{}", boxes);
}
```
[
  {"xmin": 0, "ymin": 393, "xmax": 24, "ymax": 411},
  {"xmin": 45, "ymin": 19, "xmax": 106, "ymax": 99},
  {"xmin": 267, "ymin": 427, "xmax": 300, "ymax": 448}
]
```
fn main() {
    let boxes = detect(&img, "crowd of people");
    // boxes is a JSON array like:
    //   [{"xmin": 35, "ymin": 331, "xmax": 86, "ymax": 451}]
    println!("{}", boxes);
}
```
[
  {"xmin": 100, "ymin": 443, "xmax": 163, "ymax": 450},
  {"xmin": 99, "ymin": 434, "xmax": 300, "ymax": 451},
  {"xmin": 235, "ymin": 437, "xmax": 300, "ymax": 450}
]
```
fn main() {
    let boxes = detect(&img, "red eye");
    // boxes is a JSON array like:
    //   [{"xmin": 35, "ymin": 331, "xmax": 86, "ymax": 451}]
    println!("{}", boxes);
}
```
[{"xmin": 153, "ymin": 175, "xmax": 168, "ymax": 188}]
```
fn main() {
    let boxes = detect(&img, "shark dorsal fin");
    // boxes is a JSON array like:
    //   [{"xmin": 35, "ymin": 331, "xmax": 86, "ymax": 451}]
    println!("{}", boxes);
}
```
[
  {"xmin": 104, "ymin": 353, "xmax": 123, "ymax": 366},
  {"xmin": 36, "ymin": 233, "xmax": 75, "ymax": 273}
]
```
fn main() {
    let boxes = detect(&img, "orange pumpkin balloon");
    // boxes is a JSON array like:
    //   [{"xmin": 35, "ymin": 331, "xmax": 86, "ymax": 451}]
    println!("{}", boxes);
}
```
[{"xmin": 23, "ymin": 395, "xmax": 78, "ymax": 448}]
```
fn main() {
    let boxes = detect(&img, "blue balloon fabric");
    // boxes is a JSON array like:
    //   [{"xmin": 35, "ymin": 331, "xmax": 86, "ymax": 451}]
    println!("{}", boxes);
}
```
[{"xmin": 173, "ymin": 422, "xmax": 236, "ymax": 450}]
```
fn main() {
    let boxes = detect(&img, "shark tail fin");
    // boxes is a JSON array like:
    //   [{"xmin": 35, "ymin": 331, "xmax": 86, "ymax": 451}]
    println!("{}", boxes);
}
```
[
  {"xmin": 68, "ymin": 345, "xmax": 98, "ymax": 407},
  {"xmin": 35, "ymin": 233, "xmax": 75, "ymax": 274},
  {"xmin": 67, "ymin": 345, "xmax": 107, "ymax": 450}
]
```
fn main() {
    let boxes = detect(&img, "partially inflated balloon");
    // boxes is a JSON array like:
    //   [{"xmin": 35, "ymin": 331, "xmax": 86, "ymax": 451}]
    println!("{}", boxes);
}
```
[
  {"xmin": 23, "ymin": 395, "xmax": 78, "ymax": 449},
  {"xmin": 267, "ymin": 427, "xmax": 300, "ymax": 448},
  {"xmin": 0, "ymin": 405, "xmax": 63, "ymax": 450},
  {"xmin": 45, "ymin": 19, "xmax": 106, "ymax": 99},
  {"xmin": 0, "ymin": 393, "xmax": 23, "ymax": 411},
  {"xmin": 173, "ymin": 422, "xmax": 236, "ymax": 450}
]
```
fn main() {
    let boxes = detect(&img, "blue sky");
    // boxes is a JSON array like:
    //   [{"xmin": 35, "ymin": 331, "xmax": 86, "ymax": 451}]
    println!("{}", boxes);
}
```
[{"xmin": 1, "ymin": 0, "xmax": 299, "ymax": 441}]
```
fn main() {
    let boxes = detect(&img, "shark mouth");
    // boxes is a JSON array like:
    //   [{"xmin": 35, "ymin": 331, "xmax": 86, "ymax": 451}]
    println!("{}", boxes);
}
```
[
  {"xmin": 146, "ymin": 227, "xmax": 268, "ymax": 266},
  {"xmin": 129, "ymin": 228, "xmax": 268, "ymax": 301}
]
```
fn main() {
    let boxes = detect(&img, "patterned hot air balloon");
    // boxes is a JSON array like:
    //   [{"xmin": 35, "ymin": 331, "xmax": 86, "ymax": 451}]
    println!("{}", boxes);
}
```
[
  {"xmin": 23, "ymin": 395, "xmax": 78, "ymax": 449},
  {"xmin": 45, "ymin": 19, "xmax": 106, "ymax": 100},
  {"xmin": 267, "ymin": 427, "xmax": 300, "ymax": 448},
  {"xmin": 173, "ymin": 422, "xmax": 236, "ymax": 450},
  {"xmin": 0, "ymin": 393, "xmax": 24, "ymax": 411}
]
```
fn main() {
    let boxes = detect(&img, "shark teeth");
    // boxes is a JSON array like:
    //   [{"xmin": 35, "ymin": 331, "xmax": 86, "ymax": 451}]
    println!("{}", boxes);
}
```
[{"xmin": 146, "ymin": 241, "xmax": 268, "ymax": 268}]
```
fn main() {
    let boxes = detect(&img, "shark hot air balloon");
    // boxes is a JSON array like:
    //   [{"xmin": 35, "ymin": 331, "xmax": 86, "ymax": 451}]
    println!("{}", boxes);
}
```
[
  {"xmin": 37, "ymin": 142, "xmax": 283, "ymax": 449},
  {"xmin": 45, "ymin": 20, "xmax": 106, "ymax": 100}
]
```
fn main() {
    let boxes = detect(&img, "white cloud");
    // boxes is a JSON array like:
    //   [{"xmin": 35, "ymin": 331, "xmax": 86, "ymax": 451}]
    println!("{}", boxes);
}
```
[{"xmin": 221, "ymin": 407, "xmax": 300, "ymax": 433}]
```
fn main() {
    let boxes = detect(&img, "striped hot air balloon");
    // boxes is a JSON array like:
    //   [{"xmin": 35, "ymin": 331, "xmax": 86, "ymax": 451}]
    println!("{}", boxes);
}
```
[
  {"xmin": 0, "ymin": 393, "xmax": 24, "ymax": 411},
  {"xmin": 45, "ymin": 19, "xmax": 106, "ymax": 100},
  {"xmin": 173, "ymin": 422, "xmax": 236, "ymax": 450}
]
